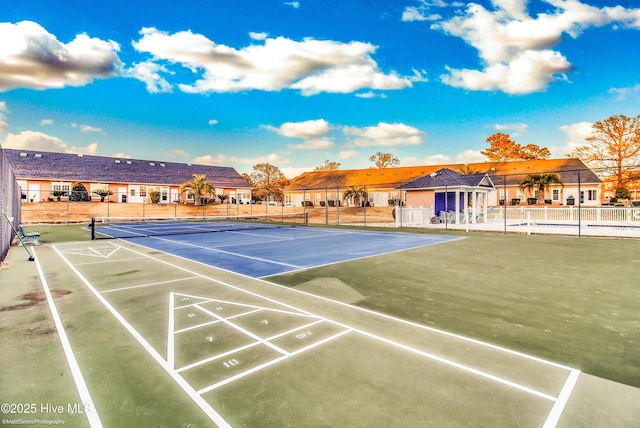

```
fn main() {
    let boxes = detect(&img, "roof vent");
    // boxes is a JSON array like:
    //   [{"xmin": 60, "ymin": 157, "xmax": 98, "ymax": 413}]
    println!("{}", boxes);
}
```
[
  {"xmin": 115, "ymin": 159, "xmax": 121, "ymax": 164},
  {"xmin": 126, "ymin": 161, "xmax": 132, "ymax": 165},
  {"xmin": 160, "ymin": 163, "xmax": 166, "ymax": 167},
  {"xmin": 35, "ymin": 153, "xmax": 42, "ymax": 158},
  {"xmin": 150, "ymin": 162, "xmax": 155, "ymax": 166},
  {"xmin": 20, "ymin": 152, "xmax": 28, "ymax": 157},
  {"xmin": 78, "ymin": 154, "xmax": 84, "ymax": 157}
]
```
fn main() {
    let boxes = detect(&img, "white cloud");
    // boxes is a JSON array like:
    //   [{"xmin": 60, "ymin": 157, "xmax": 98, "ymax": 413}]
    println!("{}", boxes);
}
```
[
  {"xmin": 557, "ymin": 121, "xmax": 593, "ymax": 155},
  {"xmin": 343, "ymin": 122, "xmax": 425, "ymax": 147},
  {"xmin": 249, "ymin": 32, "xmax": 268, "ymax": 41},
  {"xmin": 405, "ymin": 149, "xmax": 485, "ymax": 166},
  {"xmin": 494, "ymin": 122, "xmax": 528, "ymax": 136},
  {"xmin": 264, "ymin": 119, "xmax": 335, "ymax": 150},
  {"xmin": 281, "ymin": 166, "xmax": 309, "ymax": 180},
  {"xmin": 1, "ymin": 130, "xmax": 97, "ymax": 154},
  {"xmin": 131, "ymin": 28, "xmax": 425, "ymax": 96},
  {"xmin": 608, "ymin": 83, "xmax": 640, "ymax": 101},
  {"xmin": 80, "ymin": 125, "xmax": 103, "ymax": 133},
  {"xmin": 0, "ymin": 101, "xmax": 7, "ymax": 131},
  {"xmin": 112, "ymin": 152, "xmax": 132, "ymax": 159},
  {"xmin": 432, "ymin": 1, "xmax": 640, "ymax": 94},
  {"xmin": 338, "ymin": 149, "xmax": 361, "ymax": 159},
  {"xmin": 402, "ymin": 7, "xmax": 429, "ymax": 22},
  {"xmin": 192, "ymin": 152, "xmax": 290, "ymax": 167},
  {"xmin": 0, "ymin": 21, "xmax": 122, "ymax": 91},
  {"xmin": 287, "ymin": 138, "xmax": 335, "ymax": 150},
  {"xmin": 40, "ymin": 118, "xmax": 54, "ymax": 126},
  {"xmin": 265, "ymin": 119, "xmax": 329, "ymax": 139},
  {"xmin": 355, "ymin": 91, "xmax": 388, "ymax": 99},
  {"xmin": 171, "ymin": 149, "xmax": 190, "ymax": 159},
  {"xmin": 127, "ymin": 60, "xmax": 173, "ymax": 93},
  {"xmin": 284, "ymin": 2, "xmax": 300, "ymax": 9},
  {"xmin": 208, "ymin": 119, "xmax": 219, "ymax": 126}
]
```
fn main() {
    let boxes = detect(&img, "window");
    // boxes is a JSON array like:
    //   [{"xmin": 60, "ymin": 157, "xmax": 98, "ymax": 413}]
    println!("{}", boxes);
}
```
[
  {"xmin": 52, "ymin": 183, "xmax": 70, "ymax": 197},
  {"xmin": 130, "ymin": 189, "xmax": 136, "ymax": 197},
  {"xmin": 552, "ymin": 189, "xmax": 560, "ymax": 201},
  {"xmin": 140, "ymin": 187, "xmax": 147, "ymax": 197},
  {"xmin": 588, "ymin": 190, "xmax": 597, "ymax": 201}
]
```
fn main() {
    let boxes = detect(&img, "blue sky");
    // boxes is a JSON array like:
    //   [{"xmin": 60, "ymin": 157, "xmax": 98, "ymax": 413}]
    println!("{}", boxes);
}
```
[{"xmin": 1, "ymin": 0, "xmax": 639, "ymax": 177}]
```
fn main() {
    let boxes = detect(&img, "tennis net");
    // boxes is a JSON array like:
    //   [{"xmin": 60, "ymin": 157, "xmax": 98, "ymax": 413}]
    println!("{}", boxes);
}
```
[{"xmin": 90, "ymin": 212, "xmax": 308, "ymax": 239}]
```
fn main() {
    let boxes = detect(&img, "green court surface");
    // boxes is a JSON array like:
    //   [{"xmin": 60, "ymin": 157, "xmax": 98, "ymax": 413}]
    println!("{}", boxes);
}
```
[{"xmin": 1, "ymin": 226, "xmax": 639, "ymax": 427}]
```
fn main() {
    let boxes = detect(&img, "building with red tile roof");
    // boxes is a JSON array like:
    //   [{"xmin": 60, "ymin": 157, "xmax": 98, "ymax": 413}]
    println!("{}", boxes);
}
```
[{"xmin": 285, "ymin": 158, "xmax": 601, "ymax": 208}]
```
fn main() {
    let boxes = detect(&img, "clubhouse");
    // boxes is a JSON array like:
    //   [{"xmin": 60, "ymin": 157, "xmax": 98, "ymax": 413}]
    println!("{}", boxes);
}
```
[
  {"xmin": 4, "ymin": 149, "xmax": 252, "ymax": 204},
  {"xmin": 284, "ymin": 158, "xmax": 602, "ymax": 208}
]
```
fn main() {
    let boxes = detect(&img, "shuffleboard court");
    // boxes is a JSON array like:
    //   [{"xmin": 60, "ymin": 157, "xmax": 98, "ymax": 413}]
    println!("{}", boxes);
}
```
[
  {"xmin": 94, "ymin": 223, "xmax": 461, "ymax": 277},
  {"xmin": 31, "ymin": 239, "xmax": 581, "ymax": 427}
]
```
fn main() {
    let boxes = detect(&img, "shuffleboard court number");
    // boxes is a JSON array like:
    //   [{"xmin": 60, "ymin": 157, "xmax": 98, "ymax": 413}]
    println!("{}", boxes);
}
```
[
  {"xmin": 223, "ymin": 359, "xmax": 239, "ymax": 368},
  {"xmin": 187, "ymin": 313, "xmax": 196, "ymax": 318},
  {"xmin": 180, "ymin": 297, "xmax": 190, "ymax": 301},
  {"xmin": 295, "ymin": 330, "xmax": 313, "ymax": 339}
]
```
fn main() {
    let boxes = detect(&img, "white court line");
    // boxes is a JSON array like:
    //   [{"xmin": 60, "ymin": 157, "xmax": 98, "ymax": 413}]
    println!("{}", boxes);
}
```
[
  {"xmin": 52, "ymin": 245, "xmax": 232, "ymax": 428},
  {"xmin": 197, "ymin": 329, "xmax": 353, "ymax": 394},
  {"xmin": 69, "ymin": 241, "xmax": 580, "ymax": 425},
  {"xmin": 168, "ymin": 292, "xmax": 175, "ymax": 370},
  {"xmin": 174, "ymin": 292, "xmax": 320, "ymax": 318},
  {"xmin": 543, "ymin": 369, "xmax": 581, "ymax": 428},
  {"xmin": 151, "ymin": 235, "xmax": 304, "ymax": 269},
  {"xmin": 177, "ymin": 342, "xmax": 262, "ymax": 373},
  {"xmin": 32, "ymin": 248, "xmax": 103, "ymax": 428},
  {"xmin": 196, "ymin": 304, "xmax": 290, "ymax": 356},
  {"xmin": 100, "ymin": 276, "xmax": 200, "ymax": 294},
  {"xmin": 176, "ymin": 318, "xmax": 326, "ymax": 372},
  {"xmin": 73, "ymin": 256, "xmax": 148, "ymax": 266}
]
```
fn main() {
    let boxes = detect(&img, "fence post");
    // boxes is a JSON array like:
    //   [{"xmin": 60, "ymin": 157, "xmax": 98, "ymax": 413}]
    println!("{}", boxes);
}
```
[{"xmin": 325, "ymin": 187, "xmax": 328, "ymax": 225}]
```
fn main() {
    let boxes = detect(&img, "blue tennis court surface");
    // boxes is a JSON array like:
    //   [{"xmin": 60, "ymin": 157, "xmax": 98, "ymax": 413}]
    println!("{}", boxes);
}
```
[{"xmin": 96, "ymin": 225, "xmax": 461, "ymax": 277}]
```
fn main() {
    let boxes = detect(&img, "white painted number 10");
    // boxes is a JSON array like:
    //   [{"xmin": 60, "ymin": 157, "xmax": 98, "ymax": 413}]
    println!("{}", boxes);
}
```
[{"xmin": 223, "ymin": 359, "xmax": 239, "ymax": 368}]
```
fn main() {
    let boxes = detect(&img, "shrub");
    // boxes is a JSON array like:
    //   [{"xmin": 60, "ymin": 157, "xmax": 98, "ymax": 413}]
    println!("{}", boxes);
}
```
[
  {"xmin": 527, "ymin": 198, "xmax": 537, "ymax": 205},
  {"xmin": 631, "ymin": 201, "xmax": 640, "ymax": 207},
  {"xmin": 511, "ymin": 198, "xmax": 520, "ymax": 205},
  {"xmin": 69, "ymin": 182, "xmax": 91, "ymax": 202},
  {"xmin": 319, "ymin": 201, "xmax": 325, "ymax": 207},
  {"xmin": 301, "ymin": 201, "xmax": 314, "ymax": 207},
  {"xmin": 150, "ymin": 191, "xmax": 161, "ymax": 204}
]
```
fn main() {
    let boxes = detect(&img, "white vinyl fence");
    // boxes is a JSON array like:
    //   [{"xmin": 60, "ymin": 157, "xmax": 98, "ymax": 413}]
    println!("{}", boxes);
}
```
[{"xmin": 496, "ymin": 206, "xmax": 640, "ymax": 224}]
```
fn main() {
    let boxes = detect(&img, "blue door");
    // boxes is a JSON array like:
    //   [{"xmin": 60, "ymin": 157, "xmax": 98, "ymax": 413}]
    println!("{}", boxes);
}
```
[{"xmin": 435, "ymin": 192, "xmax": 463, "ymax": 215}]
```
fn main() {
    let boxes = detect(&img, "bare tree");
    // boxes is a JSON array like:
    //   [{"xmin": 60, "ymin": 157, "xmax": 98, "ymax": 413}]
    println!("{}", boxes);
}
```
[
  {"xmin": 570, "ymin": 114, "xmax": 640, "ymax": 188},
  {"xmin": 369, "ymin": 152, "xmax": 399, "ymax": 169}
]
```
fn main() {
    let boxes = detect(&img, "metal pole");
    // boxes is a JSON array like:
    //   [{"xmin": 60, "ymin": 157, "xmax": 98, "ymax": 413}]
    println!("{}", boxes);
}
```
[
  {"xmin": 444, "ymin": 177, "xmax": 448, "ymax": 230},
  {"xmin": 503, "ymin": 175, "xmax": 507, "ymax": 234},
  {"xmin": 325, "ymin": 187, "xmax": 329, "ymax": 225},
  {"xmin": 2, "ymin": 210, "xmax": 34, "ymax": 261},
  {"xmin": 578, "ymin": 169, "xmax": 581, "ymax": 238},
  {"xmin": 363, "ymin": 185, "xmax": 367, "ymax": 227}
]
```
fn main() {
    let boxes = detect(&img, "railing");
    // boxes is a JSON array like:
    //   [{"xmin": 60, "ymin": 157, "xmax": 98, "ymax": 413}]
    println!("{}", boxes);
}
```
[{"xmin": 499, "ymin": 206, "xmax": 640, "ymax": 224}]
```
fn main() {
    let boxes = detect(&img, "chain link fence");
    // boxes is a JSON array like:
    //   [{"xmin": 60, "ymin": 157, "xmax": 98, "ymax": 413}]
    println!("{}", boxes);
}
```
[
  {"xmin": 1, "ymin": 148, "xmax": 22, "ymax": 261},
  {"xmin": 17, "ymin": 166, "xmax": 640, "ymax": 238}
]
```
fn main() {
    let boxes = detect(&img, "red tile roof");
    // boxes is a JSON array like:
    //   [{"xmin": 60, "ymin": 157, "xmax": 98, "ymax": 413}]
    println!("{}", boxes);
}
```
[{"xmin": 286, "ymin": 158, "xmax": 600, "ymax": 191}]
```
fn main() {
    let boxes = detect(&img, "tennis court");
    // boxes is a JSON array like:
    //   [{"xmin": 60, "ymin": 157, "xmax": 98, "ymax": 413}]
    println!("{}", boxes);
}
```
[
  {"xmin": 91, "ymin": 216, "xmax": 460, "ymax": 277},
  {"xmin": 2, "ymin": 222, "xmax": 639, "ymax": 427}
]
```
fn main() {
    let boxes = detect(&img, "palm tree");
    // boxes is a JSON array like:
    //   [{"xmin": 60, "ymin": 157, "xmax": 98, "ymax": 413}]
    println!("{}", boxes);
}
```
[
  {"xmin": 344, "ymin": 186, "xmax": 368, "ymax": 207},
  {"xmin": 180, "ymin": 174, "xmax": 215, "ymax": 206},
  {"xmin": 519, "ymin": 173, "xmax": 563, "ymax": 205}
]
